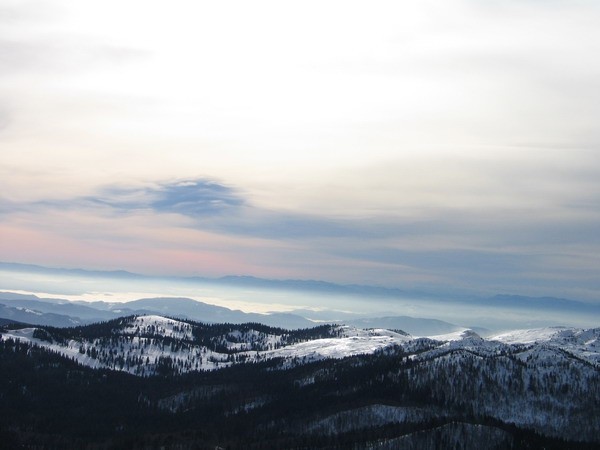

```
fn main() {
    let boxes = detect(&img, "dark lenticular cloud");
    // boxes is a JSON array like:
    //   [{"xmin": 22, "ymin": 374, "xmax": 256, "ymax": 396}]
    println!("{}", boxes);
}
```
[
  {"xmin": 151, "ymin": 180, "xmax": 244, "ymax": 216},
  {"xmin": 86, "ymin": 179, "xmax": 245, "ymax": 217},
  {"xmin": 88, "ymin": 180, "xmax": 362, "ymax": 239}
]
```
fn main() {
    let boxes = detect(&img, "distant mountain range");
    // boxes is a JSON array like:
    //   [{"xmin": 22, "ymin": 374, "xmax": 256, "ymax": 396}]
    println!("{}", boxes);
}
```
[
  {"xmin": 2, "ymin": 261, "xmax": 598, "ymax": 315},
  {"xmin": 0, "ymin": 291, "xmax": 314, "ymax": 329},
  {"xmin": 0, "ymin": 291, "xmax": 469, "ymax": 335}
]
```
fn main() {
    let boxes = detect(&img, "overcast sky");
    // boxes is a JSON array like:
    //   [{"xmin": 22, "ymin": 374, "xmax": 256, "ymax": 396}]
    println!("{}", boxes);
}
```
[{"xmin": 1, "ymin": 0, "xmax": 600, "ymax": 301}]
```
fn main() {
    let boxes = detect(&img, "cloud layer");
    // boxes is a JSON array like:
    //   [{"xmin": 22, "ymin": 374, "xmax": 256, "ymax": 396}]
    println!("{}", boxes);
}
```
[
  {"xmin": 1, "ymin": 1, "xmax": 600, "ymax": 302},
  {"xmin": 2, "ymin": 174, "xmax": 600, "ymax": 301}
]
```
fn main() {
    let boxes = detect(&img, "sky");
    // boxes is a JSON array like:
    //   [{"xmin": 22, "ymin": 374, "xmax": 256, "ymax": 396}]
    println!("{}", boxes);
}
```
[{"xmin": 1, "ymin": 0, "xmax": 600, "ymax": 303}]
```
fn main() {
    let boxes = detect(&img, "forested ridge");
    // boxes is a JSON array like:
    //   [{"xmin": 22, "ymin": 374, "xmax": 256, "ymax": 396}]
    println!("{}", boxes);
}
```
[{"xmin": 1, "ymin": 320, "xmax": 599, "ymax": 449}]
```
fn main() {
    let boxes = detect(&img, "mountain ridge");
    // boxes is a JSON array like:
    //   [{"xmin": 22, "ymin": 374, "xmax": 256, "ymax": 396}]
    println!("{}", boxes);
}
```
[
  {"xmin": 3, "ymin": 261, "xmax": 598, "ymax": 311},
  {"xmin": 2, "ymin": 314, "xmax": 599, "ymax": 448},
  {"xmin": 0, "ymin": 291, "xmax": 469, "ymax": 334},
  {"xmin": 2, "ymin": 314, "xmax": 598, "ymax": 376}
]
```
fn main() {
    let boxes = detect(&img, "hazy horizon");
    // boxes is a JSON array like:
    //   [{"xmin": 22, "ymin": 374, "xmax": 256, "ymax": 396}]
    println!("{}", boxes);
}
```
[{"xmin": 1, "ymin": 262, "xmax": 597, "ymax": 331}]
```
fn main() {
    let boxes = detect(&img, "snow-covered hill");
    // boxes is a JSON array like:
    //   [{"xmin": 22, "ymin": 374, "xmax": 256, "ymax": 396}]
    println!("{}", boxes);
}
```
[
  {"xmin": 2, "ymin": 315, "xmax": 600, "ymax": 444},
  {"xmin": 490, "ymin": 326, "xmax": 600, "ymax": 364},
  {"xmin": 2, "ymin": 315, "xmax": 598, "ymax": 376},
  {"xmin": 0, "ymin": 316, "xmax": 415, "ymax": 375}
]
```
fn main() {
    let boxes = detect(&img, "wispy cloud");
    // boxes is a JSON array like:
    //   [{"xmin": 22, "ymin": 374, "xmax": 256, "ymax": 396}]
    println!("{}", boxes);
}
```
[{"xmin": 0, "ymin": 1, "xmax": 146, "ymax": 78}]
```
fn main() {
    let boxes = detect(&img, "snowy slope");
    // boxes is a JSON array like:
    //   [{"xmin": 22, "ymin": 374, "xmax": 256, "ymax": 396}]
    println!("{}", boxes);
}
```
[
  {"xmin": 0, "ymin": 317, "xmax": 411, "ymax": 374},
  {"xmin": 2, "ymin": 316, "xmax": 599, "ymax": 375},
  {"xmin": 122, "ymin": 315, "xmax": 196, "ymax": 340},
  {"xmin": 2, "ymin": 327, "xmax": 109, "ymax": 370},
  {"xmin": 265, "ymin": 326, "xmax": 411, "ymax": 364},
  {"xmin": 490, "ymin": 327, "xmax": 570, "ymax": 344},
  {"xmin": 1, "ymin": 317, "xmax": 234, "ymax": 374},
  {"xmin": 427, "ymin": 328, "xmax": 476, "ymax": 341},
  {"xmin": 491, "ymin": 327, "xmax": 600, "ymax": 364}
]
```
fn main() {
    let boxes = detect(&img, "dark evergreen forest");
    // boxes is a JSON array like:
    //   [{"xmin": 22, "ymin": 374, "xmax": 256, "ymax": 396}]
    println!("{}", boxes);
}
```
[{"xmin": 1, "ymin": 334, "xmax": 598, "ymax": 450}]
